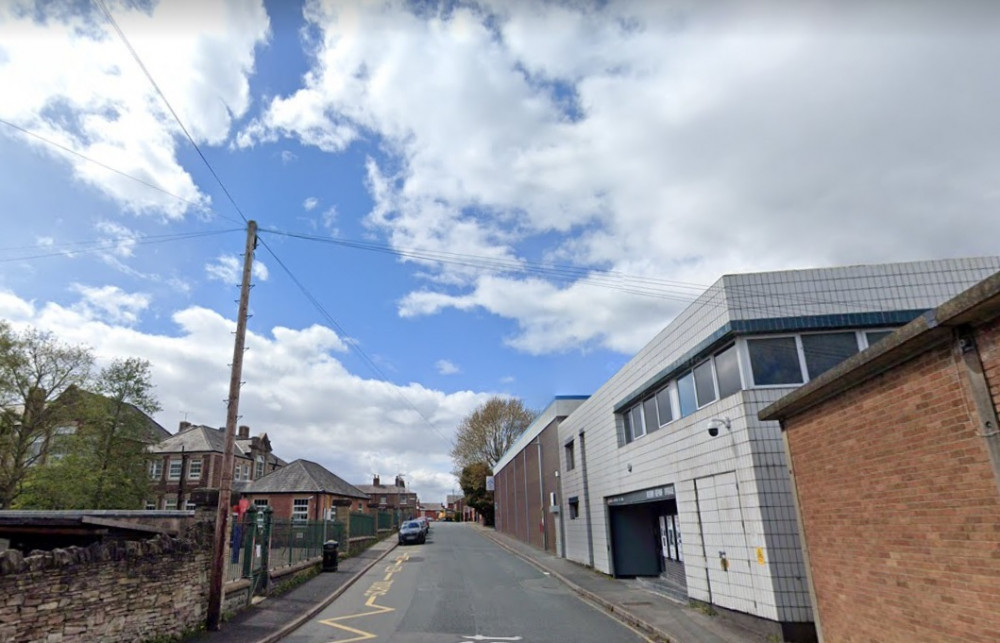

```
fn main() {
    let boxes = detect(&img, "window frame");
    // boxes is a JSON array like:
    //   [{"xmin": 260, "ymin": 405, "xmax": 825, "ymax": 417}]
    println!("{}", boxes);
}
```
[
  {"xmin": 292, "ymin": 498, "xmax": 309, "ymax": 522},
  {"xmin": 188, "ymin": 459, "xmax": 202, "ymax": 481},
  {"xmin": 168, "ymin": 460, "xmax": 182, "ymax": 480},
  {"xmin": 564, "ymin": 440, "xmax": 576, "ymax": 470},
  {"xmin": 745, "ymin": 334, "xmax": 807, "ymax": 388},
  {"xmin": 149, "ymin": 460, "xmax": 163, "ymax": 480},
  {"xmin": 800, "ymin": 330, "xmax": 862, "ymax": 380}
]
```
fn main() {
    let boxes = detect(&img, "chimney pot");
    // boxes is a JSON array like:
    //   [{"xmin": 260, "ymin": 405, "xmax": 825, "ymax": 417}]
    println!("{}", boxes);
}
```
[
  {"xmin": 373, "ymin": 474, "xmax": 380, "ymax": 486},
  {"xmin": 238, "ymin": 425, "xmax": 250, "ymax": 439},
  {"xmin": 178, "ymin": 421, "xmax": 192, "ymax": 433}
]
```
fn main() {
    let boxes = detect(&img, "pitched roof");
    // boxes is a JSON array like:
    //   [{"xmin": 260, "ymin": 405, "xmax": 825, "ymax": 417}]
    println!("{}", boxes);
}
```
[
  {"xmin": 244, "ymin": 459, "xmax": 368, "ymax": 498},
  {"xmin": 53, "ymin": 385, "xmax": 171, "ymax": 443},
  {"xmin": 354, "ymin": 484, "xmax": 414, "ymax": 495},
  {"xmin": 152, "ymin": 424, "xmax": 230, "ymax": 454}
]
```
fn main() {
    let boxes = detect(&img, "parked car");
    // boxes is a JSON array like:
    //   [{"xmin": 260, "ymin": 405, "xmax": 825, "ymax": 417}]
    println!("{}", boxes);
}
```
[
  {"xmin": 416, "ymin": 517, "xmax": 430, "ymax": 534},
  {"xmin": 399, "ymin": 520, "xmax": 425, "ymax": 545}
]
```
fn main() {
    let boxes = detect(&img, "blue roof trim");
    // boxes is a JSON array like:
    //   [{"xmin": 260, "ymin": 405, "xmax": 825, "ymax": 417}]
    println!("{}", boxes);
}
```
[
  {"xmin": 612, "ymin": 309, "xmax": 927, "ymax": 413},
  {"xmin": 554, "ymin": 395, "xmax": 590, "ymax": 400}
]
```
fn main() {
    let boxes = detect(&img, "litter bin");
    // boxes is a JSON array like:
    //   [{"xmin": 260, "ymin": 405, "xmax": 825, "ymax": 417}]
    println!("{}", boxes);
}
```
[{"xmin": 322, "ymin": 540, "xmax": 340, "ymax": 572}]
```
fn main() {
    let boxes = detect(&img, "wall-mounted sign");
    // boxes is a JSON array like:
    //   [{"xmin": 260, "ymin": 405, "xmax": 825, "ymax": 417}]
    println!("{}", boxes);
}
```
[
  {"xmin": 606, "ymin": 484, "xmax": 675, "ymax": 507},
  {"xmin": 485, "ymin": 476, "xmax": 495, "ymax": 491}
]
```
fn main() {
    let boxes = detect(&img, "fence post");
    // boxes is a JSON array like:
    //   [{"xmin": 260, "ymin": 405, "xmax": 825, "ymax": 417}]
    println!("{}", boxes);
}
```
[
  {"xmin": 242, "ymin": 505, "xmax": 257, "ymax": 579},
  {"xmin": 261, "ymin": 506, "xmax": 272, "ymax": 592}
]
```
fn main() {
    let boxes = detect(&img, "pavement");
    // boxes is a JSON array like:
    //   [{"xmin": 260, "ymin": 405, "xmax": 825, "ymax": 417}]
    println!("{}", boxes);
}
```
[{"xmin": 188, "ymin": 525, "xmax": 776, "ymax": 643}]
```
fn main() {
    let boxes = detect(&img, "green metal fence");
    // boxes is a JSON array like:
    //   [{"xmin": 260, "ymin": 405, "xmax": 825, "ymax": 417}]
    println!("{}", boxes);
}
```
[
  {"xmin": 349, "ymin": 512, "xmax": 375, "ymax": 537},
  {"xmin": 269, "ymin": 519, "xmax": 330, "ymax": 569}
]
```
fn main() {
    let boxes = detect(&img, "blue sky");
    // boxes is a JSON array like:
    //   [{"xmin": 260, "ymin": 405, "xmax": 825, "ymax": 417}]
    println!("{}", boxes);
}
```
[{"xmin": 2, "ymin": 0, "xmax": 999, "ymax": 503}]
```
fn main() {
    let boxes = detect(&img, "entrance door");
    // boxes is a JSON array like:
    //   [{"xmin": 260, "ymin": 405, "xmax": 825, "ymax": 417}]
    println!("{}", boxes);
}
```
[{"xmin": 609, "ymin": 505, "xmax": 660, "ymax": 577}]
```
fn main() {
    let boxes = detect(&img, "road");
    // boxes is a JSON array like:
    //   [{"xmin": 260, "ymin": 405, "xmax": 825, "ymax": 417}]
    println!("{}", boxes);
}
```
[{"xmin": 282, "ymin": 522, "xmax": 648, "ymax": 643}]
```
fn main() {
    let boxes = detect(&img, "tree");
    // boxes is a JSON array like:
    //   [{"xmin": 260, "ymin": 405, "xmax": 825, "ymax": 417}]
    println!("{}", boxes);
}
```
[
  {"xmin": 459, "ymin": 461, "xmax": 495, "ymax": 526},
  {"xmin": 0, "ymin": 323, "xmax": 93, "ymax": 509},
  {"xmin": 19, "ymin": 358, "xmax": 161, "ymax": 510},
  {"xmin": 450, "ymin": 396, "xmax": 534, "ymax": 472}
]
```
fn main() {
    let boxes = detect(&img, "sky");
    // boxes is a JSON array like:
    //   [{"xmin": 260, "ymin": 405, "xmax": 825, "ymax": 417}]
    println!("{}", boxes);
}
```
[{"xmin": 1, "ymin": 0, "xmax": 999, "ymax": 504}]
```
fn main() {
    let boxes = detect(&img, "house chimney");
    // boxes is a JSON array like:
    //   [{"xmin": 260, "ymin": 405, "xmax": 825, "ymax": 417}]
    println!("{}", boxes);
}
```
[
  {"xmin": 178, "ymin": 421, "xmax": 192, "ymax": 433},
  {"xmin": 395, "ymin": 475, "xmax": 404, "ymax": 488},
  {"xmin": 373, "ymin": 474, "xmax": 380, "ymax": 486},
  {"xmin": 238, "ymin": 425, "xmax": 250, "ymax": 439}
]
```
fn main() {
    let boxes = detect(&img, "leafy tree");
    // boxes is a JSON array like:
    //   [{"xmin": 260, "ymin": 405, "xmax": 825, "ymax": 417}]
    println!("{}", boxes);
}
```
[
  {"xmin": 450, "ymin": 396, "xmax": 534, "ymax": 472},
  {"xmin": 459, "ymin": 461, "xmax": 495, "ymax": 526},
  {"xmin": 0, "ymin": 323, "xmax": 93, "ymax": 509},
  {"xmin": 19, "ymin": 358, "xmax": 161, "ymax": 510}
]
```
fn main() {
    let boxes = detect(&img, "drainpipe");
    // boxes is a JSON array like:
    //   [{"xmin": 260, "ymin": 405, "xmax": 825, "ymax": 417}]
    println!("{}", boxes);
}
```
[
  {"xmin": 536, "ymin": 438, "xmax": 546, "ymax": 552},
  {"xmin": 579, "ymin": 429, "xmax": 594, "ymax": 568},
  {"xmin": 522, "ymin": 450, "xmax": 530, "ymax": 543}
]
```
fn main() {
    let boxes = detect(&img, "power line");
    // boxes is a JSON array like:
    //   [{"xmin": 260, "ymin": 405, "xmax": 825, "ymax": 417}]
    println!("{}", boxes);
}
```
[
  {"xmin": 255, "ymin": 233, "xmax": 456, "ymax": 447},
  {"xmin": 0, "ymin": 229, "xmax": 242, "ymax": 264},
  {"xmin": 93, "ymin": 0, "xmax": 250, "ymax": 225},
  {"xmin": 0, "ymin": 117, "xmax": 242, "ymax": 225}
]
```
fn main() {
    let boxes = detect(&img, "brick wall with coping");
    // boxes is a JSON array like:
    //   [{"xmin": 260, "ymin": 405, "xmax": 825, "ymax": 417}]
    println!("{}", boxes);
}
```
[
  {"xmin": 0, "ymin": 524, "xmax": 213, "ymax": 643},
  {"xmin": 783, "ymin": 320, "xmax": 1000, "ymax": 642}
]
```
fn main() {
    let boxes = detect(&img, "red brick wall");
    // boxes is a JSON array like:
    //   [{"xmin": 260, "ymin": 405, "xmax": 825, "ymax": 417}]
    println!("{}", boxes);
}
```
[{"xmin": 785, "ymin": 333, "xmax": 1000, "ymax": 642}]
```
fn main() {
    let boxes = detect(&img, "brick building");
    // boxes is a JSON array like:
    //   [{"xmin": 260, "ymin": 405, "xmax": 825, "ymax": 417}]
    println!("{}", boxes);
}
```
[
  {"xmin": 241, "ymin": 459, "xmax": 368, "ymax": 522},
  {"xmin": 353, "ymin": 475, "xmax": 418, "ymax": 519},
  {"xmin": 145, "ymin": 422, "xmax": 283, "ymax": 510},
  {"xmin": 761, "ymin": 270, "xmax": 1000, "ymax": 642},
  {"xmin": 494, "ymin": 397, "xmax": 587, "ymax": 555}
]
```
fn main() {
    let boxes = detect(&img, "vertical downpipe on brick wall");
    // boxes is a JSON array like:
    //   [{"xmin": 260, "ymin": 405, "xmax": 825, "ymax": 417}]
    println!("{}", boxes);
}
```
[{"xmin": 955, "ymin": 327, "xmax": 1000, "ymax": 497}]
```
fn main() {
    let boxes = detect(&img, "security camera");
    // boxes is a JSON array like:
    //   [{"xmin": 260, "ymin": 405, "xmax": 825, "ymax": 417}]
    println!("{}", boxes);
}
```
[{"xmin": 707, "ymin": 418, "xmax": 731, "ymax": 437}]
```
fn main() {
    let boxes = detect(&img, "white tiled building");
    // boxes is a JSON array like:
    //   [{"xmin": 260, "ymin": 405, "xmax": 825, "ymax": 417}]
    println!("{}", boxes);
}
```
[{"xmin": 557, "ymin": 257, "xmax": 1000, "ymax": 640}]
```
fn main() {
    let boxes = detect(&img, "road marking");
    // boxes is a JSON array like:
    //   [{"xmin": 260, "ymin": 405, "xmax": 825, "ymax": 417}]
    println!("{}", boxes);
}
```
[
  {"xmin": 459, "ymin": 636, "xmax": 523, "ymax": 641},
  {"xmin": 319, "ymin": 553, "xmax": 409, "ymax": 642}
]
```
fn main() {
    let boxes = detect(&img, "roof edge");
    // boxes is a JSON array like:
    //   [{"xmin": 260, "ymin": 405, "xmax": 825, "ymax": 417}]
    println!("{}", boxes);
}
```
[{"xmin": 760, "ymin": 269, "xmax": 1000, "ymax": 423}]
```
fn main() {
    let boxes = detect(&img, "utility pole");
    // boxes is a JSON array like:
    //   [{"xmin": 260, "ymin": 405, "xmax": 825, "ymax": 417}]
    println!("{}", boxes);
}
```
[{"xmin": 207, "ymin": 220, "xmax": 257, "ymax": 631}]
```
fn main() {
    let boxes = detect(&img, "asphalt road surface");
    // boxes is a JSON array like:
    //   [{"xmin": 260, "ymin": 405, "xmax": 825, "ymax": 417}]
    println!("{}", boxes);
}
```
[{"xmin": 282, "ymin": 522, "xmax": 648, "ymax": 643}]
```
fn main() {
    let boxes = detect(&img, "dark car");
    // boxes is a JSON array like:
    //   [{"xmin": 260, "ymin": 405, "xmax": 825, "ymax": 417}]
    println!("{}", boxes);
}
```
[{"xmin": 398, "ymin": 520, "xmax": 425, "ymax": 545}]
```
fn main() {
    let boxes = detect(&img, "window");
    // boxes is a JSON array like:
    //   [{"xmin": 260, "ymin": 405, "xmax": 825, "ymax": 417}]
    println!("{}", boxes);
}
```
[
  {"xmin": 188, "ymin": 460, "xmax": 202, "ymax": 481},
  {"xmin": 380, "ymin": 495, "xmax": 388, "ymax": 505},
  {"xmin": 253, "ymin": 499, "xmax": 269, "ymax": 508},
  {"xmin": 568, "ymin": 497, "xmax": 580, "ymax": 520},
  {"xmin": 293, "ymin": 498, "xmax": 309, "ymax": 522},
  {"xmin": 164, "ymin": 498, "xmax": 178, "ymax": 510},
  {"xmin": 168, "ymin": 460, "xmax": 182, "ymax": 480},
  {"xmin": 801, "ymin": 332, "xmax": 859, "ymax": 380},
  {"xmin": 149, "ymin": 460, "xmax": 163, "ymax": 480},
  {"xmin": 748, "ymin": 336, "xmax": 804, "ymax": 385},
  {"xmin": 256, "ymin": 455, "xmax": 265, "ymax": 479},
  {"xmin": 677, "ymin": 372, "xmax": 697, "ymax": 417},
  {"xmin": 400, "ymin": 496, "xmax": 408, "ymax": 505},
  {"xmin": 865, "ymin": 330, "xmax": 893, "ymax": 347},
  {"xmin": 643, "ymin": 397, "xmax": 659, "ymax": 434},
  {"xmin": 629, "ymin": 405, "xmax": 645, "ymax": 441},
  {"xmin": 655, "ymin": 387, "xmax": 673, "ymax": 426},
  {"xmin": 565, "ymin": 440, "xmax": 576, "ymax": 470},
  {"xmin": 185, "ymin": 501, "xmax": 196, "ymax": 511},
  {"xmin": 714, "ymin": 344, "xmax": 742, "ymax": 398},
  {"xmin": 693, "ymin": 360, "xmax": 717, "ymax": 407},
  {"xmin": 145, "ymin": 501, "xmax": 156, "ymax": 510}
]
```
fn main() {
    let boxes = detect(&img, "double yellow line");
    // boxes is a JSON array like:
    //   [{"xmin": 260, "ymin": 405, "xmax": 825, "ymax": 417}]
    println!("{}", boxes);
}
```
[{"xmin": 319, "ymin": 552, "xmax": 409, "ymax": 642}]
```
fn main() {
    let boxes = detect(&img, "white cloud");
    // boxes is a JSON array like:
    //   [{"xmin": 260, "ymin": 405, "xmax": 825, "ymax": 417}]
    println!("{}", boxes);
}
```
[
  {"xmin": 205, "ymin": 255, "xmax": 239, "ymax": 283},
  {"xmin": 205, "ymin": 254, "xmax": 270, "ymax": 283},
  {"xmin": 303, "ymin": 197, "xmax": 319, "ymax": 211},
  {"xmin": 279, "ymin": 150, "xmax": 298, "ymax": 164},
  {"xmin": 240, "ymin": 0, "xmax": 1000, "ymax": 354},
  {"xmin": 69, "ymin": 283, "xmax": 150, "ymax": 325},
  {"xmin": 435, "ymin": 359, "xmax": 460, "ymax": 375},
  {"xmin": 0, "ymin": 288, "xmax": 490, "ymax": 503},
  {"xmin": 0, "ymin": 0, "xmax": 269, "ymax": 218}
]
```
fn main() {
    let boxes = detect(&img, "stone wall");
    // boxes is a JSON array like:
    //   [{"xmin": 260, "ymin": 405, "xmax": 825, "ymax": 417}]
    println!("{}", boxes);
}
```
[{"xmin": 0, "ymin": 524, "xmax": 212, "ymax": 643}]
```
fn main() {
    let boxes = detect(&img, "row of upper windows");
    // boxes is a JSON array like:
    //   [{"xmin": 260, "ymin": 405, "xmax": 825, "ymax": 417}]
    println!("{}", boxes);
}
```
[
  {"xmin": 619, "ymin": 328, "xmax": 894, "ymax": 445},
  {"xmin": 149, "ymin": 456, "xmax": 266, "ymax": 481}
]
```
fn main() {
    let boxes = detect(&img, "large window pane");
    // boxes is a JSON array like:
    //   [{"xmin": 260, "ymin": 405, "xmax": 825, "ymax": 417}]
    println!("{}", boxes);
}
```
[
  {"xmin": 802, "ymin": 332, "xmax": 859, "ymax": 379},
  {"xmin": 715, "ymin": 345, "xmax": 742, "ymax": 398},
  {"xmin": 748, "ymin": 337, "xmax": 803, "ymax": 386},
  {"xmin": 630, "ymin": 406, "xmax": 645, "ymax": 440},
  {"xmin": 622, "ymin": 411, "xmax": 632, "ymax": 444},
  {"xmin": 694, "ymin": 361, "xmax": 717, "ymax": 407},
  {"xmin": 643, "ymin": 397, "xmax": 659, "ymax": 434},
  {"xmin": 655, "ymin": 387, "xmax": 673, "ymax": 426},
  {"xmin": 678, "ymin": 373, "xmax": 697, "ymax": 417}
]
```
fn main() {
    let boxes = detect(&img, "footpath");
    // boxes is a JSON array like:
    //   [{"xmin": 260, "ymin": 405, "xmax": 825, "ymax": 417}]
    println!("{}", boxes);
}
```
[{"xmin": 190, "ymin": 525, "xmax": 773, "ymax": 642}]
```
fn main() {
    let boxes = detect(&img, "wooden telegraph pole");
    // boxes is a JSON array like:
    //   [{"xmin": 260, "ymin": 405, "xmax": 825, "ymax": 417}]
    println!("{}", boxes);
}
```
[{"xmin": 207, "ymin": 220, "xmax": 257, "ymax": 631}]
